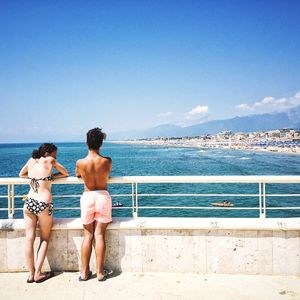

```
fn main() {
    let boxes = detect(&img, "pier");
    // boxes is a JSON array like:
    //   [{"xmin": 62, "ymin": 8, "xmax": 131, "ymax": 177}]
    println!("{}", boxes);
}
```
[
  {"xmin": 0, "ymin": 176, "xmax": 299, "ymax": 275},
  {"xmin": 0, "ymin": 176, "xmax": 300, "ymax": 298}
]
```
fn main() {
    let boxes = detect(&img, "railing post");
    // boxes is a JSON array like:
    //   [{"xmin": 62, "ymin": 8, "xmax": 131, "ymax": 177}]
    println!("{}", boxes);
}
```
[
  {"xmin": 131, "ymin": 182, "xmax": 137, "ymax": 218},
  {"xmin": 7, "ymin": 184, "xmax": 11, "ymax": 219},
  {"xmin": 11, "ymin": 184, "xmax": 15, "ymax": 218},
  {"xmin": 262, "ymin": 183, "xmax": 266, "ymax": 219},
  {"xmin": 259, "ymin": 182, "xmax": 266, "ymax": 219},
  {"xmin": 131, "ymin": 182, "xmax": 138, "ymax": 218},
  {"xmin": 7, "ymin": 184, "xmax": 14, "ymax": 219},
  {"xmin": 134, "ymin": 183, "xmax": 138, "ymax": 218}
]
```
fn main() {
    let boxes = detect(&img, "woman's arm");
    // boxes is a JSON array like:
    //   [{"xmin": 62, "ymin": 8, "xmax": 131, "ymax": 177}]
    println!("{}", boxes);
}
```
[
  {"xmin": 52, "ymin": 160, "xmax": 69, "ymax": 178},
  {"xmin": 19, "ymin": 160, "xmax": 30, "ymax": 178},
  {"xmin": 75, "ymin": 160, "xmax": 81, "ymax": 178}
]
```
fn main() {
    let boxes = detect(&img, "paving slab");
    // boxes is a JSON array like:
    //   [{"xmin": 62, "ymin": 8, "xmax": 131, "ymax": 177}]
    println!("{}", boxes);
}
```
[{"xmin": 0, "ymin": 272, "xmax": 300, "ymax": 300}]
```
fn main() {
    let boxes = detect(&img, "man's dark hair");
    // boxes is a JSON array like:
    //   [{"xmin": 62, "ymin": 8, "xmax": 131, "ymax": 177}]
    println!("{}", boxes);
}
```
[{"xmin": 86, "ymin": 127, "xmax": 106, "ymax": 150}]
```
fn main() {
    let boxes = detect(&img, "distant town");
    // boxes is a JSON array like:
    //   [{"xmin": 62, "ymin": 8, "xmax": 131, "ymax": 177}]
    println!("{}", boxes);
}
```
[{"xmin": 121, "ymin": 128, "xmax": 300, "ymax": 154}]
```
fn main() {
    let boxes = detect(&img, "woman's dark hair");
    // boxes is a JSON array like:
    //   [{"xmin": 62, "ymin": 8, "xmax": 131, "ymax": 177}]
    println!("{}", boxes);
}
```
[
  {"xmin": 32, "ymin": 143, "xmax": 57, "ymax": 159},
  {"xmin": 86, "ymin": 127, "xmax": 106, "ymax": 150}
]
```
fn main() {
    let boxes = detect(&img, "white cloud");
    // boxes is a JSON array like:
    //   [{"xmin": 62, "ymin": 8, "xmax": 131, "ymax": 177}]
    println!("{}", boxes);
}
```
[
  {"xmin": 184, "ymin": 105, "xmax": 209, "ymax": 123},
  {"xmin": 188, "ymin": 105, "xmax": 208, "ymax": 116},
  {"xmin": 236, "ymin": 91, "xmax": 300, "ymax": 113},
  {"xmin": 155, "ymin": 105, "xmax": 210, "ymax": 127},
  {"xmin": 157, "ymin": 111, "xmax": 173, "ymax": 118},
  {"xmin": 237, "ymin": 103, "xmax": 252, "ymax": 110},
  {"xmin": 291, "ymin": 91, "xmax": 300, "ymax": 105}
]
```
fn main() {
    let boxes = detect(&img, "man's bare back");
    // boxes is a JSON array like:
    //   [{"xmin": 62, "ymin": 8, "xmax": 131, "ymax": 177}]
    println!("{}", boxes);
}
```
[{"xmin": 76, "ymin": 152, "xmax": 112, "ymax": 191}]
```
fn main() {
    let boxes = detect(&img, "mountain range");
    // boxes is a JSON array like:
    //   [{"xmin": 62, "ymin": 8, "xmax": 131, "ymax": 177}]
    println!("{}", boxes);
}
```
[{"xmin": 110, "ymin": 105, "xmax": 300, "ymax": 140}]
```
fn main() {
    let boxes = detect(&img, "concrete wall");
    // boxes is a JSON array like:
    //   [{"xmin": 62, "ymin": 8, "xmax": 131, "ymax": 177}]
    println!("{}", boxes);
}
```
[{"xmin": 0, "ymin": 218, "xmax": 300, "ymax": 275}]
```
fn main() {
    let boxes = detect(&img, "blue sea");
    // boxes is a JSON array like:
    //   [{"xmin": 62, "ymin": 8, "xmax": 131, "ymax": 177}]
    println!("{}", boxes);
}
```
[{"xmin": 0, "ymin": 142, "xmax": 300, "ymax": 219}]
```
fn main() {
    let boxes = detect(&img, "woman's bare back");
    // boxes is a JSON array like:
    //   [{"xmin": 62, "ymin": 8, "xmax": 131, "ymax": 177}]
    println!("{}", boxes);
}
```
[{"xmin": 26, "ymin": 157, "xmax": 54, "ymax": 202}]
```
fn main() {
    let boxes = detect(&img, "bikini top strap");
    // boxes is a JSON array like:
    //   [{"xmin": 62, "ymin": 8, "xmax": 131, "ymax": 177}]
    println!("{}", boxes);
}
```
[
  {"xmin": 42, "ymin": 175, "xmax": 54, "ymax": 181},
  {"xmin": 29, "ymin": 178, "xmax": 39, "ymax": 193},
  {"xmin": 29, "ymin": 175, "xmax": 54, "ymax": 192}
]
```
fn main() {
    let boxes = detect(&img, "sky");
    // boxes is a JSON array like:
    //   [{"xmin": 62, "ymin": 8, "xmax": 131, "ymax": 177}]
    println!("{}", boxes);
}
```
[{"xmin": 0, "ymin": 0, "xmax": 300, "ymax": 142}]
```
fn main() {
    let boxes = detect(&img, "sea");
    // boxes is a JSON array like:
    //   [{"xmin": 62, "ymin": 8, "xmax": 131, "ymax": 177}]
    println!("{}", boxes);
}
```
[{"xmin": 1, "ymin": 142, "xmax": 300, "ymax": 219}]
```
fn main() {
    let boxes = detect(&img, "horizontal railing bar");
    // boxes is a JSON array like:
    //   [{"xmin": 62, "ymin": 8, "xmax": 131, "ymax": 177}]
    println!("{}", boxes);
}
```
[
  {"xmin": 1, "ymin": 175, "xmax": 300, "ymax": 185},
  {"xmin": 3, "ymin": 206, "xmax": 300, "ymax": 211},
  {"xmin": 0, "ymin": 193, "xmax": 266, "ymax": 198},
  {"xmin": 52, "ymin": 194, "xmax": 132, "ymax": 198},
  {"xmin": 137, "ymin": 206, "xmax": 259, "ymax": 210},
  {"xmin": 8, "ymin": 193, "xmax": 300, "ymax": 198},
  {"xmin": 3, "ymin": 193, "xmax": 300, "ymax": 199},
  {"xmin": 54, "ymin": 207, "xmax": 131, "ymax": 210},
  {"xmin": 0, "ymin": 207, "xmax": 132, "ymax": 212},
  {"xmin": 137, "ymin": 194, "xmax": 258, "ymax": 197},
  {"xmin": 266, "ymin": 207, "xmax": 300, "ymax": 210},
  {"xmin": 0, "ymin": 208, "xmax": 23, "ymax": 211},
  {"xmin": 52, "ymin": 194, "xmax": 131, "ymax": 198},
  {"xmin": 0, "ymin": 194, "xmax": 133, "ymax": 198},
  {"xmin": 267, "ymin": 194, "xmax": 300, "ymax": 197}
]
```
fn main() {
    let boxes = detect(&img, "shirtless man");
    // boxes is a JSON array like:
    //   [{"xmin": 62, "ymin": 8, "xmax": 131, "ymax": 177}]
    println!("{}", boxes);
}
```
[{"xmin": 76, "ymin": 127, "xmax": 112, "ymax": 281}]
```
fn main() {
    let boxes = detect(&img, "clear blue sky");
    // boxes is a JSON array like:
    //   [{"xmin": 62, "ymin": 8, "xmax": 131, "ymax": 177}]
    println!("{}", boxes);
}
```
[{"xmin": 0, "ymin": 0, "xmax": 300, "ymax": 142}]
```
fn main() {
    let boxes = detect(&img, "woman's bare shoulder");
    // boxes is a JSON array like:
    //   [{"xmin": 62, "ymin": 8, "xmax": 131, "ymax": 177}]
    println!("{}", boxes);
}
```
[
  {"xmin": 43, "ymin": 156, "xmax": 56, "ymax": 165},
  {"xmin": 26, "ymin": 158, "xmax": 36, "ymax": 165}
]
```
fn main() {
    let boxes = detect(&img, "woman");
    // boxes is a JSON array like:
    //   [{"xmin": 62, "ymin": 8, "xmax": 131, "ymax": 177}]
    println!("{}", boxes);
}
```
[{"xmin": 19, "ymin": 143, "xmax": 69, "ymax": 283}]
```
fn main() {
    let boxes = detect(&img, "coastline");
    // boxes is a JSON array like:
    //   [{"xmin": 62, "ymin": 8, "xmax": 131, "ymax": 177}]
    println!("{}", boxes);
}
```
[{"xmin": 113, "ymin": 138, "xmax": 300, "ymax": 155}]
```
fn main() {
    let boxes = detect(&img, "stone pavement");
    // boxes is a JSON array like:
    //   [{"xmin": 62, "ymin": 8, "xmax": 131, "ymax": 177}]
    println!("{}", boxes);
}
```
[{"xmin": 1, "ymin": 272, "xmax": 300, "ymax": 300}]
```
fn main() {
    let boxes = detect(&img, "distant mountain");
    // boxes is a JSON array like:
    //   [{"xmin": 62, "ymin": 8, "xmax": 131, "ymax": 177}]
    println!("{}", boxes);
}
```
[
  {"xmin": 109, "ymin": 106, "xmax": 300, "ymax": 140},
  {"xmin": 110, "ymin": 124, "xmax": 183, "ymax": 140}
]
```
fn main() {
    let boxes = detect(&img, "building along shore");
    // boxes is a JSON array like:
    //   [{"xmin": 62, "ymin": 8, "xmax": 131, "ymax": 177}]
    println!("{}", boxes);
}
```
[{"xmin": 116, "ymin": 129, "xmax": 300, "ymax": 154}]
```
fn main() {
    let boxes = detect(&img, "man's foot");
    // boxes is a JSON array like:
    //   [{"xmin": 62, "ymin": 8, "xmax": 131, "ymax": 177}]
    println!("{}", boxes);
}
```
[
  {"xmin": 34, "ymin": 271, "xmax": 54, "ymax": 283},
  {"xmin": 78, "ymin": 271, "xmax": 92, "ymax": 282},
  {"xmin": 97, "ymin": 269, "xmax": 113, "ymax": 281}
]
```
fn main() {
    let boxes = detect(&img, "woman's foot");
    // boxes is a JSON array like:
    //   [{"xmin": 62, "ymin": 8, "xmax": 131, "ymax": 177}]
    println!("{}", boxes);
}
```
[
  {"xmin": 26, "ymin": 275, "xmax": 34, "ymax": 283},
  {"xmin": 34, "ymin": 271, "xmax": 54, "ymax": 283}
]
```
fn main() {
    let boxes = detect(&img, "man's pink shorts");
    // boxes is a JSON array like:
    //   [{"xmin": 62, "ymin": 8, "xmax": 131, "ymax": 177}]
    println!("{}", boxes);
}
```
[{"xmin": 80, "ymin": 190, "xmax": 112, "ymax": 225}]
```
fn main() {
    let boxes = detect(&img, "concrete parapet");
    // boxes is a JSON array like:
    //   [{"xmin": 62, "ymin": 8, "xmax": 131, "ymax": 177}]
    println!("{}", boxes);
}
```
[{"xmin": 0, "ymin": 218, "xmax": 299, "ymax": 275}]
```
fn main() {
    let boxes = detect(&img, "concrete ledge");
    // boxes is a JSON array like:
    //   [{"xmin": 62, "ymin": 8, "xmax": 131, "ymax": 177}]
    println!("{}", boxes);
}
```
[
  {"xmin": 1, "ymin": 217, "xmax": 300, "ymax": 231},
  {"xmin": 0, "ymin": 217, "xmax": 299, "ymax": 275}
]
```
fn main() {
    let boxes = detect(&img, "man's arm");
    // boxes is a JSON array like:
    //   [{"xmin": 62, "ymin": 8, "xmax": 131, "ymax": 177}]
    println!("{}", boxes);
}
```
[{"xmin": 103, "ymin": 156, "xmax": 112, "ymax": 172}]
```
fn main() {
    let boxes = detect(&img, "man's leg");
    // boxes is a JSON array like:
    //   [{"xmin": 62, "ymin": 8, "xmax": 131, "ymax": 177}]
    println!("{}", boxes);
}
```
[
  {"xmin": 94, "ymin": 221, "xmax": 108, "ymax": 280},
  {"xmin": 81, "ymin": 222, "xmax": 94, "ymax": 279}
]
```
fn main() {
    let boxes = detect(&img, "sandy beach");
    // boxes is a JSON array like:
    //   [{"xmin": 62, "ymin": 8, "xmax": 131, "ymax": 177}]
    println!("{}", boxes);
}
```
[{"xmin": 114, "ymin": 137, "xmax": 300, "ymax": 155}]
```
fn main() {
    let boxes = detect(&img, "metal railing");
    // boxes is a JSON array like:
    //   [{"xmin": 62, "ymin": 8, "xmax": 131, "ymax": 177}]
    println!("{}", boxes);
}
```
[{"xmin": 1, "ymin": 176, "xmax": 300, "ymax": 219}]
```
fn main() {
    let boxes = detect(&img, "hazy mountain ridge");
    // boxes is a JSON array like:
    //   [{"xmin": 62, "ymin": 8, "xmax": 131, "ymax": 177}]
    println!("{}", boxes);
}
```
[{"xmin": 110, "ymin": 106, "xmax": 300, "ymax": 140}]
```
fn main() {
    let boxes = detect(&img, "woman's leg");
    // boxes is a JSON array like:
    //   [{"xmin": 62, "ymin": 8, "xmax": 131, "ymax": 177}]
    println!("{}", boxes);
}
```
[
  {"xmin": 34, "ymin": 207, "xmax": 53, "ymax": 281},
  {"xmin": 24, "ymin": 207, "xmax": 38, "ymax": 281},
  {"xmin": 94, "ymin": 221, "xmax": 108, "ymax": 280},
  {"xmin": 81, "ymin": 222, "xmax": 94, "ymax": 279}
]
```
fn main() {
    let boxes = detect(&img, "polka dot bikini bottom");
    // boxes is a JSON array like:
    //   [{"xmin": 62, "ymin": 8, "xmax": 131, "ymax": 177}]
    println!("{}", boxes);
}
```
[{"xmin": 25, "ymin": 198, "xmax": 53, "ymax": 216}]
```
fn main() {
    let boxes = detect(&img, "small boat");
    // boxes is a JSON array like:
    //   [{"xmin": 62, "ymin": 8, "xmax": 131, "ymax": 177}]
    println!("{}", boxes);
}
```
[
  {"xmin": 211, "ymin": 201, "xmax": 234, "ymax": 207},
  {"xmin": 112, "ymin": 201, "xmax": 123, "ymax": 207}
]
